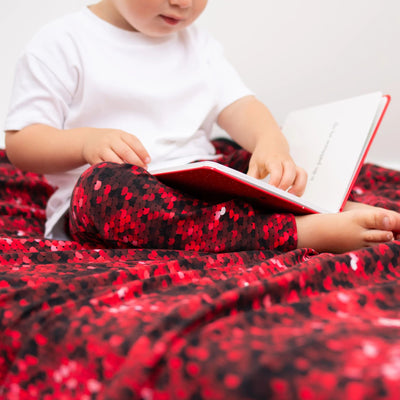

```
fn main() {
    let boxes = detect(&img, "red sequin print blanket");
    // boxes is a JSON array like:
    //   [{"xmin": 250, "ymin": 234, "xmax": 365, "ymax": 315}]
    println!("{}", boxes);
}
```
[{"xmin": 1, "ymin": 147, "xmax": 400, "ymax": 400}]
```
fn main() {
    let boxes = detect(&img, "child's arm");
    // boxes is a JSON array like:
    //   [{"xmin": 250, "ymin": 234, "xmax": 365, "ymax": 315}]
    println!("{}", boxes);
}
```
[
  {"xmin": 5, "ymin": 124, "xmax": 151, "ymax": 174},
  {"xmin": 217, "ymin": 95, "xmax": 307, "ymax": 196}
]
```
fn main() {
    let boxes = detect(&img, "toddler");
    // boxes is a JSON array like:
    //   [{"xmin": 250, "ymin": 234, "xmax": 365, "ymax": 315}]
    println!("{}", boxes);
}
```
[{"xmin": 4, "ymin": 0, "xmax": 400, "ymax": 253}]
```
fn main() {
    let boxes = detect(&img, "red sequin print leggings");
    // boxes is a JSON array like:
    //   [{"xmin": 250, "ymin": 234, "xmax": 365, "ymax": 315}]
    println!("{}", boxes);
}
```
[{"xmin": 69, "ymin": 148, "xmax": 297, "ymax": 252}]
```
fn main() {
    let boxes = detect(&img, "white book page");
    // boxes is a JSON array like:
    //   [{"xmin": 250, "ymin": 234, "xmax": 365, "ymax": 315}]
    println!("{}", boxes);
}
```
[{"xmin": 282, "ymin": 92, "xmax": 383, "ymax": 212}]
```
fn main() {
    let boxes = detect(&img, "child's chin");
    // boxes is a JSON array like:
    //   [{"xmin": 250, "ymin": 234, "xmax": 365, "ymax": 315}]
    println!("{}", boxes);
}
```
[{"xmin": 143, "ymin": 29, "xmax": 179, "ymax": 38}]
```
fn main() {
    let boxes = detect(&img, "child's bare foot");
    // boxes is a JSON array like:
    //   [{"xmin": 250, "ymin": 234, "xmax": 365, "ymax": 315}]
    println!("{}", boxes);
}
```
[{"xmin": 295, "ymin": 202, "xmax": 400, "ymax": 253}]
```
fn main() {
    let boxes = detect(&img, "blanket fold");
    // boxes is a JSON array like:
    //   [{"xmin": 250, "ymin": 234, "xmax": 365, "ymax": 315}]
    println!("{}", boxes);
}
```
[{"xmin": 1, "ymin": 145, "xmax": 400, "ymax": 400}]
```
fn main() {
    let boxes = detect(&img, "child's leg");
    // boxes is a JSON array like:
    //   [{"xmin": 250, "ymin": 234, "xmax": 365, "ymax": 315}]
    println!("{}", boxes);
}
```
[
  {"xmin": 69, "ymin": 148, "xmax": 400, "ymax": 253},
  {"xmin": 218, "ymin": 147, "xmax": 400, "ymax": 252},
  {"xmin": 69, "ymin": 162, "xmax": 297, "ymax": 252}
]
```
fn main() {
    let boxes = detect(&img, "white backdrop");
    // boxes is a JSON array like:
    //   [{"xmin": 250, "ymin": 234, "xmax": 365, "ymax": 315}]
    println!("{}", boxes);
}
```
[{"xmin": 1, "ymin": 0, "xmax": 399, "ymax": 169}]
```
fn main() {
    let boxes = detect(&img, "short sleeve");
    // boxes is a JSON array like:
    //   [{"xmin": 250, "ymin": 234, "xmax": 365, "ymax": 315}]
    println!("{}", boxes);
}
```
[
  {"xmin": 4, "ymin": 51, "xmax": 74, "ymax": 131},
  {"xmin": 201, "ymin": 31, "xmax": 254, "ymax": 115}
]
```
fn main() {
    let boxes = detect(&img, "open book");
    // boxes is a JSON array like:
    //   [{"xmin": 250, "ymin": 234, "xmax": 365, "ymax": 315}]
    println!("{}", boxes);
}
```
[{"xmin": 152, "ymin": 92, "xmax": 390, "ymax": 215}]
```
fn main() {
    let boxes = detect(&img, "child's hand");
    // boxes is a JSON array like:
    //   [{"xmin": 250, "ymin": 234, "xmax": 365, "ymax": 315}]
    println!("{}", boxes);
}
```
[
  {"xmin": 82, "ymin": 128, "xmax": 151, "ymax": 168},
  {"xmin": 247, "ymin": 146, "xmax": 307, "ymax": 196},
  {"xmin": 217, "ymin": 96, "xmax": 307, "ymax": 196}
]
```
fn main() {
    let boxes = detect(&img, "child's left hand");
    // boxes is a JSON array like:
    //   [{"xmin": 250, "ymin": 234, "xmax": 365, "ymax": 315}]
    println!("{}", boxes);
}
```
[
  {"xmin": 217, "ymin": 95, "xmax": 307, "ymax": 196},
  {"xmin": 247, "ymin": 143, "xmax": 307, "ymax": 196}
]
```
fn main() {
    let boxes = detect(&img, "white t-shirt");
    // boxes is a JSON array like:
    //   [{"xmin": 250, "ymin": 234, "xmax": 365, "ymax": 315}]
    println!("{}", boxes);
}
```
[{"xmin": 5, "ymin": 8, "xmax": 253, "ymax": 239}]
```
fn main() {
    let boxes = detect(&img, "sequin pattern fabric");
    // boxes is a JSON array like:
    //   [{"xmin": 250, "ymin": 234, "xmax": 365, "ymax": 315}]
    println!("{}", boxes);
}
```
[
  {"xmin": 69, "ymin": 146, "xmax": 297, "ymax": 252},
  {"xmin": 1, "ymin": 142, "xmax": 400, "ymax": 400}
]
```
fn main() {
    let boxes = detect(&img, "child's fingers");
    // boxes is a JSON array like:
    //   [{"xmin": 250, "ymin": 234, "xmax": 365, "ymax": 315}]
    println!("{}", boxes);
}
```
[
  {"xmin": 247, "ymin": 157, "xmax": 307, "ymax": 197},
  {"xmin": 122, "ymin": 133, "xmax": 151, "ymax": 166},
  {"xmin": 111, "ymin": 145, "xmax": 148, "ymax": 168},
  {"xmin": 266, "ymin": 160, "xmax": 283, "ymax": 188},
  {"xmin": 110, "ymin": 142, "xmax": 144, "ymax": 167},
  {"xmin": 98, "ymin": 148, "xmax": 125, "ymax": 165},
  {"xmin": 288, "ymin": 167, "xmax": 308, "ymax": 196},
  {"xmin": 276, "ymin": 160, "xmax": 297, "ymax": 191},
  {"xmin": 247, "ymin": 161, "xmax": 262, "ymax": 179},
  {"xmin": 248, "ymin": 159, "xmax": 286, "ymax": 187}
]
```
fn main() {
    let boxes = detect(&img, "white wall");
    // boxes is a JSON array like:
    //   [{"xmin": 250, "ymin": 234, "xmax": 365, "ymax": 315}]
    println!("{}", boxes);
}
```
[
  {"xmin": 0, "ymin": 0, "xmax": 93, "ymax": 141},
  {"xmin": 1, "ymin": 0, "xmax": 399, "ymax": 169}
]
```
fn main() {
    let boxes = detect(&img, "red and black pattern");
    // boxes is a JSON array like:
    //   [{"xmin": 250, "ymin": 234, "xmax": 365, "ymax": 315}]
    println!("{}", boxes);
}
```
[
  {"xmin": 1, "ymin": 141, "xmax": 400, "ymax": 400},
  {"xmin": 69, "ymin": 147, "xmax": 296, "ymax": 252}
]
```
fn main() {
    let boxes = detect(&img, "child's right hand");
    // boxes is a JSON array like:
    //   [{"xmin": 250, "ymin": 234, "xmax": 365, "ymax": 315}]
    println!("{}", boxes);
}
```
[
  {"xmin": 82, "ymin": 128, "xmax": 151, "ymax": 168},
  {"xmin": 6, "ymin": 124, "xmax": 151, "ymax": 174}
]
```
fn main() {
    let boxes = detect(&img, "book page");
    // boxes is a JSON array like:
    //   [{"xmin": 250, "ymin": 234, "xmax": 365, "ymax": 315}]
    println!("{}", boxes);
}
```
[{"xmin": 282, "ymin": 92, "xmax": 384, "ymax": 212}]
